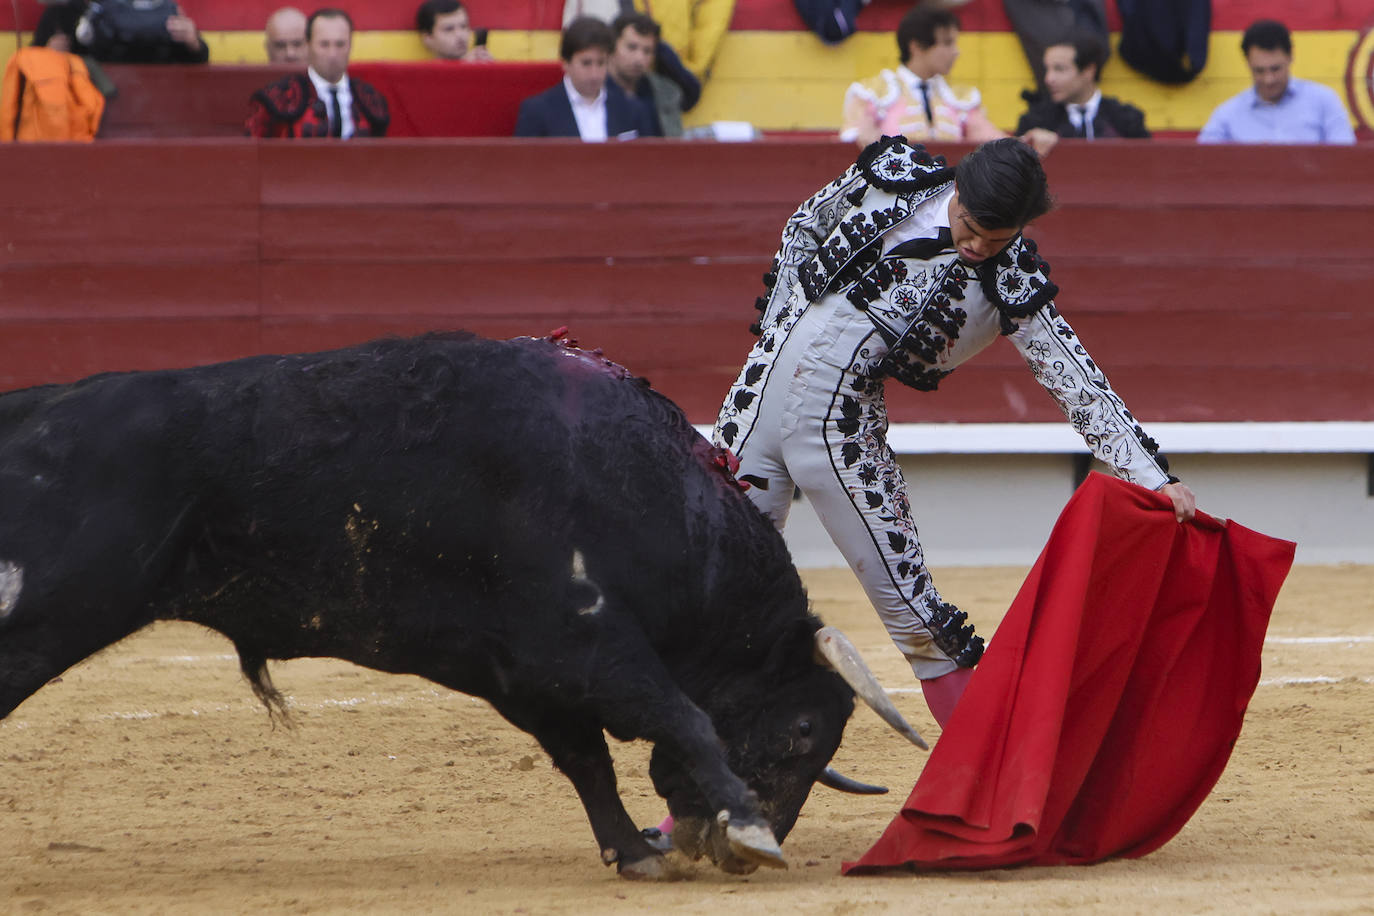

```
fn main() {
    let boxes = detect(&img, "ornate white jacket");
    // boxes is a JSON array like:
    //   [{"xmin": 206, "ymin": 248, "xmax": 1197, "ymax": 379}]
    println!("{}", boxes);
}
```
[{"xmin": 716, "ymin": 136, "xmax": 1174, "ymax": 491}]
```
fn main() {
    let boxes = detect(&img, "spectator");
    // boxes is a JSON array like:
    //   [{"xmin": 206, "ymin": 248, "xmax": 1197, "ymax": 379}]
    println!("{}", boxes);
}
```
[
  {"xmin": 607, "ymin": 11, "xmax": 687, "ymax": 137},
  {"xmin": 1002, "ymin": 0, "xmax": 1106, "ymax": 89},
  {"xmin": 417, "ymin": 0, "xmax": 493, "ymax": 62},
  {"xmin": 1015, "ymin": 31, "xmax": 1149, "ymax": 141},
  {"xmin": 840, "ymin": 4, "xmax": 1002, "ymax": 147},
  {"xmin": 1198, "ymin": 19, "xmax": 1354, "ymax": 144},
  {"xmin": 246, "ymin": 8, "xmax": 389, "ymax": 139},
  {"xmin": 264, "ymin": 7, "xmax": 308, "ymax": 65},
  {"xmin": 563, "ymin": 0, "xmax": 734, "ymax": 81},
  {"xmin": 513, "ymin": 16, "xmax": 653, "ymax": 140},
  {"xmin": 34, "ymin": 0, "xmax": 210, "ymax": 64}
]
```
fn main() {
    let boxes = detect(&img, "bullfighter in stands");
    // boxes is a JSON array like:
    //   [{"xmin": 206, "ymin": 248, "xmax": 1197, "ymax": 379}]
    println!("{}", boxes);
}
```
[{"xmin": 247, "ymin": 8, "xmax": 388, "ymax": 139}]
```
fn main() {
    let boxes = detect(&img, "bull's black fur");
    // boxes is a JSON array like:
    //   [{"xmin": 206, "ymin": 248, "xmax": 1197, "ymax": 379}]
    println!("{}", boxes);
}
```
[{"xmin": 0, "ymin": 332, "xmax": 857, "ymax": 875}]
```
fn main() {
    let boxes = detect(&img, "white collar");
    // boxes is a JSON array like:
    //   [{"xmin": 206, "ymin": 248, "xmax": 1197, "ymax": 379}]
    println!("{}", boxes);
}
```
[
  {"xmin": 563, "ymin": 75, "xmax": 606, "ymax": 109},
  {"xmin": 307, "ymin": 66, "xmax": 348, "ymax": 95},
  {"xmin": 1067, "ymin": 89, "xmax": 1102, "ymax": 120},
  {"xmin": 897, "ymin": 65, "xmax": 942, "ymax": 95}
]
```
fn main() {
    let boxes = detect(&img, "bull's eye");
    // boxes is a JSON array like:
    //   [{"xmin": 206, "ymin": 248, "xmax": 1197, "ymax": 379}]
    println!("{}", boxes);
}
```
[{"xmin": 798, "ymin": 720, "xmax": 812, "ymax": 737}]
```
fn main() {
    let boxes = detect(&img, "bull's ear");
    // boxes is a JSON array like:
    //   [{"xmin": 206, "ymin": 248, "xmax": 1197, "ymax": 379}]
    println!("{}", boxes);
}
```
[{"xmin": 766, "ymin": 616, "xmax": 826, "ymax": 674}]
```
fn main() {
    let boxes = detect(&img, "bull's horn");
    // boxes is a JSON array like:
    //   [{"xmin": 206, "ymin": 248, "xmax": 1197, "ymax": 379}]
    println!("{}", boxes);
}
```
[
  {"xmin": 814, "ymin": 626, "xmax": 928, "ymax": 751},
  {"xmin": 818, "ymin": 767, "xmax": 889, "ymax": 795}
]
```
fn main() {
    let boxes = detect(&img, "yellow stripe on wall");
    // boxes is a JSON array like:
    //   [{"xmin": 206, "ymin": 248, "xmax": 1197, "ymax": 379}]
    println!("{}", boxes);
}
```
[{"xmin": 3, "ymin": 28, "xmax": 1359, "ymax": 133}]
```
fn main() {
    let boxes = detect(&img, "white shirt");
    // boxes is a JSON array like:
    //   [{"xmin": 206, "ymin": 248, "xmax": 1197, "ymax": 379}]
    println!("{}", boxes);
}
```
[
  {"xmin": 563, "ymin": 76, "xmax": 608, "ymax": 142},
  {"xmin": 308, "ymin": 67, "xmax": 355, "ymax": 139},
  {"xmin": 1066, "ymin": 90, "xmax": 1102, "ymax": 139}
]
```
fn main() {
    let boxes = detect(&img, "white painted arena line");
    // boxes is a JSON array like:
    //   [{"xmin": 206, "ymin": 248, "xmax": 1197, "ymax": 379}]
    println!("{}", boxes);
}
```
[
  {"xmin": 1266, "ymin": 636, "xmax": 1374, "ymax": 644},
  {"xmin": 885, "ymin": 675, "xmax": 1374, "ymax": 695},
  {"xmin": 2, "ymin": 638, "xmax": 1364, "ymax": 728}
]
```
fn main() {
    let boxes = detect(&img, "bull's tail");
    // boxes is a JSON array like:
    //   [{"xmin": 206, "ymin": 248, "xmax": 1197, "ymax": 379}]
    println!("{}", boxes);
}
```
[{"xmin": 235, "ymin": 647, "xmax": 293, "ymax": 729}]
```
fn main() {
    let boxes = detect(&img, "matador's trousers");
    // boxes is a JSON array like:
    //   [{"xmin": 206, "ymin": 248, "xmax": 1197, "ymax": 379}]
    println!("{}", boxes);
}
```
[{"xmin": 719, "ymin": 294, "xmax": 983, "ymax": 680}]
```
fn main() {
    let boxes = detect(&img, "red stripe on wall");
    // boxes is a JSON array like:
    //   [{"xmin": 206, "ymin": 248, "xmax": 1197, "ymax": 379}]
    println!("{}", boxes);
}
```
[{"xmin": 4, "ymin": 0, "xmax": 1373, "ymax": 35}]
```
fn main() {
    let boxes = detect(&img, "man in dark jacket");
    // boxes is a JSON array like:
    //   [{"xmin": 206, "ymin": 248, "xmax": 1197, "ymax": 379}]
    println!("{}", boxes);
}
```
[
  {"xmin": 1016, "ymin": 30, "xmax": 1149, "ymax": 140},
  {"xmin": 34, "ymin": 0, "xmax": 210, "ymax": 63},
  {"xmin": 514, "ymin": 16, "xmax": 652, "ymax": 140}
]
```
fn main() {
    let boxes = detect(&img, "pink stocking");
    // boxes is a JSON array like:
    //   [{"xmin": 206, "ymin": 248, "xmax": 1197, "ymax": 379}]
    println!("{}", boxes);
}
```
[{"xmin": 920, "ymin": 667, "xmax": 973, "ymax": 728}]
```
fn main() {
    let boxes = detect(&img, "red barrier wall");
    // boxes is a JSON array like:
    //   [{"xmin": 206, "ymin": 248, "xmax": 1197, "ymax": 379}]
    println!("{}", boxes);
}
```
[{"xmin": 1, "ymin": 139, "xmax": 1370, "ymax": 425}]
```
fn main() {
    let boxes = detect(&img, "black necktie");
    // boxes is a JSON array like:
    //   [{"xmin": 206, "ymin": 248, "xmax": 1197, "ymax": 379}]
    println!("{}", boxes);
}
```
[
  {"xmin": 328, "ymin": 87, "xmax": 343, "ymax": 138},
  {"xmin": 1070, "ymin": 103, "xmax": 1091, "ymax": 139},
  {"xmin": 886, "ymin": 227, "xmax": 953, "ymax": 261},
  {"xmin": 918, "ymin": 80, "xmax": 933, "ymax": 123}
]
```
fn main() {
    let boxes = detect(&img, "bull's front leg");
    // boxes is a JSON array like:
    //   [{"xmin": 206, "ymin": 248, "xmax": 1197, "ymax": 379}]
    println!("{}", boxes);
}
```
[
  {"xmin": 633, "ymin": 697, "xmax": 786, "ymax": 874},
  {"xmin": 491, "ymin": 703, "xmax": 672, "ymax": 880},
  {"xmin": 564, "ymin": 659, "xmax": 785, "ymax": 873}
]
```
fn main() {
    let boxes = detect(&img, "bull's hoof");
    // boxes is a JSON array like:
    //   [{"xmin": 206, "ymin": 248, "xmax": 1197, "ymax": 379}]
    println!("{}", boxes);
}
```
[{"xmin": 724, "ymin": 821, "xmax": 786, "ymax": 870}]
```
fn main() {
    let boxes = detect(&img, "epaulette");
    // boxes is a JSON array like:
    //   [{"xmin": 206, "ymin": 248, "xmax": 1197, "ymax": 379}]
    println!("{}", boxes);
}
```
[
  {"xmin": 351, "ymin": 78, "xmax": 391, "ymax": 134},
  {"xmin": 978, "ymin": 234, "xmax": 1058, "ymax": 332},
  {"xmin": 855, "ymin": 135, "xmax": 955, "ymax": 194},
  {"xmin": 249, "ymin": 74, "xmax": 311, "ymax": 123}
]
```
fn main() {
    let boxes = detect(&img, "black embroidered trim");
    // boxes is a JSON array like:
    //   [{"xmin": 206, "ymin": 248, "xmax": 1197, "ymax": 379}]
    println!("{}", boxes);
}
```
[
  {"xmin": 855, "ymin": 135, "xmax": 955, "ymax": 193},
  {"xmin": 250, "ymin": 74, "xmax": 312, "ymax": 122},
  {"xmin": 925, "ymin": 599, "xmax": 984, "ymax": 668},
  {"xmin": 351, "ymin": 78, "xmax": 390, "ymax": 135},
  {"xmin": 874, "ymin": 260, "xmax": 971, "ymax": 391}
]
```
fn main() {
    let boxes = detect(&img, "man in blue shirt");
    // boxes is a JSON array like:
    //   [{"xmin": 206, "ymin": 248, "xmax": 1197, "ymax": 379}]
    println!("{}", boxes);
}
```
[{"xmin": 1198, "ymin": 19, "xmax": 1354, "ymax": 144}]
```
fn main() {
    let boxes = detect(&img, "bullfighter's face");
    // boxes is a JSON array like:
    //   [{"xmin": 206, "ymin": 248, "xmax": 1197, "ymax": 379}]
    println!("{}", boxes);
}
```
[
  {"xmin": 947, "ymin": 190, "xmax": 1022, "ymax": 265},
  {"xmin": 307, "ymin": 15, "xmax": 352, "ymax": 85}
]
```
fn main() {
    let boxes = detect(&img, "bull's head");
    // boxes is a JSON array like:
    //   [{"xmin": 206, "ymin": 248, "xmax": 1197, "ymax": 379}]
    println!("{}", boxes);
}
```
[{"xmin": 650, "ymin": 623, "xmax": 925, "ymax": 873}]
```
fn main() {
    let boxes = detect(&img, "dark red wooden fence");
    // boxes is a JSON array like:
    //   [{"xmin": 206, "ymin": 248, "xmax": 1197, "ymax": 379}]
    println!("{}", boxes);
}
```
[{"xmin": 1, "ymin": 138, "xmax": 1370, "ymax": 424}]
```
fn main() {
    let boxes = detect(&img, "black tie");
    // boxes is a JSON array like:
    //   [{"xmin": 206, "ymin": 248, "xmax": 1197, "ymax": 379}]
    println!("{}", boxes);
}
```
[
  {"xmin": 885, "ymin": 227, "xmax": 953, "ymax": 261},
  {"xmin": 328, "ymin": 87, "xmax": 343, "ymax": 138},
  {"xmin": 918, "ymin": 80, "xmax": 933, "ymax": 123}
]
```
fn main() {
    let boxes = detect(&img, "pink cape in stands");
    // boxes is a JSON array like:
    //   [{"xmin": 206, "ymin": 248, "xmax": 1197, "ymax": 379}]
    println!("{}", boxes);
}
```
[{"xmin": 844, "ymin": 472, "xmax": 1295, "ymax": 873}]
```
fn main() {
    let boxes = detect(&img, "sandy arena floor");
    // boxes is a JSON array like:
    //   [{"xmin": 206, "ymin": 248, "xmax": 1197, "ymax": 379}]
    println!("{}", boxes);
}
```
[{"xmin": 2, "ymin": 564, "xmax": 1371, "ymax": 914}]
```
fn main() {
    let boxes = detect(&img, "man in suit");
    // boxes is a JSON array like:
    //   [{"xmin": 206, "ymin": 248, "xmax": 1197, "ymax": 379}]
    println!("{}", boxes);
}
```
[
  {"xmin": 246, "ymin": 8, "xmax": 389, "ymax": 139},
  {"xmin": 514, "ymin": 16, "xmax": 652, "ymax": 140},
  {"xmin": 1015, "ymin": 30, "xmax": 1149, "ymax": 141}
]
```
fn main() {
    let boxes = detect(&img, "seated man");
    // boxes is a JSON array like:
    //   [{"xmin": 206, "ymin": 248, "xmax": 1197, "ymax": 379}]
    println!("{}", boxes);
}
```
[
  {"xmin": 264, "ymin": 6, "xmax": 308, "ymax": 65},
  {"xmin": 417, "ymin": 0, "xmax": 493, "ymax": 62},
  {"xmin": 1198, "ymin": 19, "xmax": 1354, "ymax": 144},
  {"xmin": 840, "ymin": 4, "xmax": 1002, "ymax": 147},
  {"xmin": 246, "ymin": 8, "xmax": 389, "ymax": 139},
  {"xmin": 1015, "ymin": 30, "xmax": 1149, "ymax": 140},
  {"xmin": 34, "ymin": 0, "xmax": 209, "ymax": 63},
  {"xmin": 606, "ymin": 11, "xmax": 685, "ymax": 137},
  {"xmin": 513, "ymin": 16, "xmax": 652, "ymax": 140}
]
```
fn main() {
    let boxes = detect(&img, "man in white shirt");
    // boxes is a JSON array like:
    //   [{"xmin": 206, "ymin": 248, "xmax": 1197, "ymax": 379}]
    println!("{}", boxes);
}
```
[
  {"xmin": 247, "ymin": 8, "xmax": 390, "ymax": 138},
  {"xmin": 513, "ymin": 15, "xmax": 654, "ymax": 140},
  {"xmin": 1198, "ymin": 19, "xmax": 1354, "ymax": 144}
]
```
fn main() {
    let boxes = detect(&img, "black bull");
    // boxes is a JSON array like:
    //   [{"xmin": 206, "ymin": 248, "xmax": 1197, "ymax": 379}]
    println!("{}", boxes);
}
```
[{"xmin": 0, "ymin": 332, "xmax": 922, "ymax": 878}]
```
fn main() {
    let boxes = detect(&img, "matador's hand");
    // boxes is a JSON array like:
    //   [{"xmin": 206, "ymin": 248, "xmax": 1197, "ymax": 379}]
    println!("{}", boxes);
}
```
[{"xmin": 1161, "ymin": 481, "xmax": 1197, "ymax": 523}]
